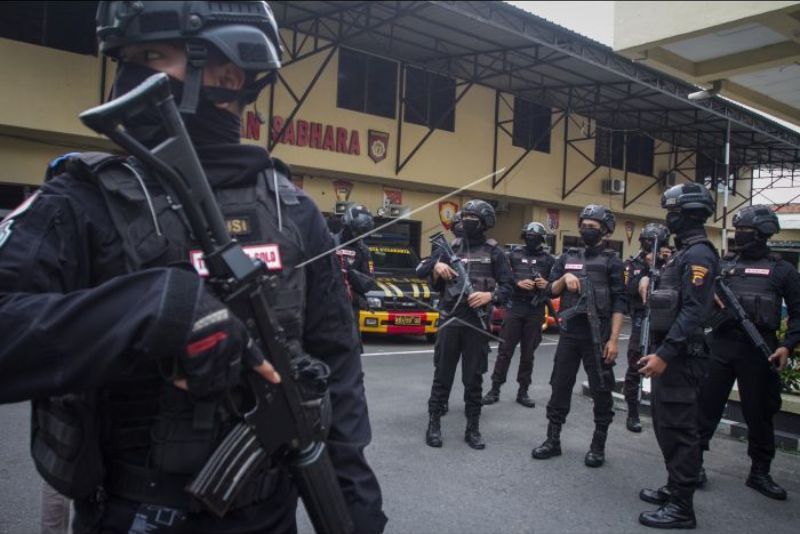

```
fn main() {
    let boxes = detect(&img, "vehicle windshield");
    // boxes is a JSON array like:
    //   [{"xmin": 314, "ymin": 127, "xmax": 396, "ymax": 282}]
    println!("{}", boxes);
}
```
[{"xmin": 369, "ymin": 246, "xmax": 420, "ymax": 271}]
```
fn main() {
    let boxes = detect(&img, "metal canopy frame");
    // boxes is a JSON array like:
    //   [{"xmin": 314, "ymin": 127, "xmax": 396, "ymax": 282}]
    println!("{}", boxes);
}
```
[{"xmin": 272, "ymin": 1, "xmax": 800, "ymax": 208}]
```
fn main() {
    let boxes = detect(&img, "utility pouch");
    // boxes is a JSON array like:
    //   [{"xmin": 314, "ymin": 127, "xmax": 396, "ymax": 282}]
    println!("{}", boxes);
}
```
[
  {"xmin": 649, "ymin": 289, "xmax": 679, "ymax": 335},
  {"xmin": 31, "ymin": 393, "xmax": 105, "ymax": 499}
]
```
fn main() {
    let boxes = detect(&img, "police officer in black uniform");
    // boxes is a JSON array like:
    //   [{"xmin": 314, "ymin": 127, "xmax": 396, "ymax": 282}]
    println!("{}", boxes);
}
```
[
  {"xmin": 335, "ymin": 203, "xmax": 376, "ymax": 324},
  {"xmin": 698, "ymin": 205, "xmax": 800, "ymax": 501},
  {"xmin": 0, "ymin": 2, "xmax": 387, "ymax": 533},
  {"xmin": 638, "ymin": 183, "xmax": 719, "ymax": 529},
  {"xmin": 482, "ymin": 222, "xmax": 554, "ymax": 408},
  {"xmin": 532, "ymin": 205, "xmax": 626, "ymax": 468},
  {"xmin": 419, "ymin": 200, "xmax": 513, "ymax": 450},
  {"xmin": 623, "ymin": 223, "xmax": 670, "ymax": 433}
]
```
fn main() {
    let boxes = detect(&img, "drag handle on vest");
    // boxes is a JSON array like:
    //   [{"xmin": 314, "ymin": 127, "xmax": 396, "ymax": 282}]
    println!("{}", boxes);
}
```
[
  {"xmin": 430, "ymin": 232, "xmax": 490, "ymax": 331},
  {"xmin": 80, "ymin": 74, "xmax": 354, "ymax": 533},
  {"xmin": 715, "ymin": 276, "xmax": 778, "ymax": 372}
]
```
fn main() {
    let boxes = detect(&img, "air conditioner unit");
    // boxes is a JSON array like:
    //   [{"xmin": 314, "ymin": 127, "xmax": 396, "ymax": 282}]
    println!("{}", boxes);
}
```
[
  {"xmin": 335, "ymin": 201, "xmax": 351, "ymax": 214},
  {"xmin": 602, "ymin": 178, "xmax": 625, "ymax": 195},
  {"xmin": 659, "ymin": 171, "xmax": 678, "ymax": 189}
]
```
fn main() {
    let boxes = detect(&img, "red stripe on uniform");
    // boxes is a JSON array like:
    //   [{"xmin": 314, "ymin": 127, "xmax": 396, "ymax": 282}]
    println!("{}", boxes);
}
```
[{"xmin": 186, "ymin": 332, "xmax": 228, "ymax": 357}]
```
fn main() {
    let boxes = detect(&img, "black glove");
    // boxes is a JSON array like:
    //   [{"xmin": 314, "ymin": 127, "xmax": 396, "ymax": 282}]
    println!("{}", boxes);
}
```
[{"xmin": 182, "ymin": 289, "xmax": 263, "ymax": 397}]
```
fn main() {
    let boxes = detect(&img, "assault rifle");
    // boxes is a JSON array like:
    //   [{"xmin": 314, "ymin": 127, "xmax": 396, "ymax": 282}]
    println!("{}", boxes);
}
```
[
  {"xmin": 529, "ymin": 270, "xmax": 550, "ymax": 308},
  {"xmin": 639, "ymin": 237, "xmax": 660, "ymax": 356},
  {"xmin": 715, "ymin": 273, "xmax": 778, "ymax": 372},
  {"xmin": 557, "ymin": 277, "xmax": 608, "ymax": 389},
  {"xmin": 430, "ymin": 232, "xmax": 490, "ymax": 331},
  {"xmin": 80, "ymin": 74, "xmax": 353, "ymax": 533}
]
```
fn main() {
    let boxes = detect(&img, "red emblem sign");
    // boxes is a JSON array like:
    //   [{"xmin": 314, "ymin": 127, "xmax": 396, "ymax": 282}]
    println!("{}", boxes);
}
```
[
  {"xmin": 625, "ymin": 221, "xmax": 635, "ymax": 244},
  {"xmin": 368, "ymin": 130, "xmax": 390, "ymax": 163},
  {"xmin": 333, "ymin": 179, "xmax": 354, "ymax": 202},
  {"xmin": 439, "ymin": 201, "xmax": 459, "ymax": 230},
  {"xmin": 546, "ymin": 208, "xmax": 560, "ymax": 231}
]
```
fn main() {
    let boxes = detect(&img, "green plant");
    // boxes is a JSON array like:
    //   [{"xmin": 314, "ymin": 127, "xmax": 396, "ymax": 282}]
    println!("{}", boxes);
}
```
[{"xmin": 776, "ymin": 319, "xmax": 800, "ymax": 394}]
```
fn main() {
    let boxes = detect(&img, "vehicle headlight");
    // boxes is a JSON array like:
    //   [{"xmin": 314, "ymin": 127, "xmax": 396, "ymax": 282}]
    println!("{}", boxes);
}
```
[{"xmin": 367, "ymin": 297, "xmax": 383, "ymax": 309}]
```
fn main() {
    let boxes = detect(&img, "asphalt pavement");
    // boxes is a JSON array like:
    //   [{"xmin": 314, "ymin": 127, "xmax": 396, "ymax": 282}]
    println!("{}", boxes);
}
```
[{"xmin": 2, "ymin": 330, "xmax": 800, "ymax": 533}]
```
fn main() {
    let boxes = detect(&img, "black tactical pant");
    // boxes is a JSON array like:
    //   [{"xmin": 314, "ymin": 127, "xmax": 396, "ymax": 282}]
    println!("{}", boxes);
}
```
[
  {"xmin": 651, "ymin": 353, "xmax": 706, "ymax": 500},
  {"xmin": 545, "ymin": 334, "xmax": 615, "ymax": 427},
  {"xmin": 490, "ymin": 308, "xmax": 545, "ymax": 388},
  {"xmin": 624, "ymin": 313, "xmax": 644, "ymax": 408},
  {"xmin": 699, "ymin": 332, "xmax": 782, "ymax": 467},
  {"xmin": 428, "ymin": 322, "xmax": 489, "ymax": 418}
]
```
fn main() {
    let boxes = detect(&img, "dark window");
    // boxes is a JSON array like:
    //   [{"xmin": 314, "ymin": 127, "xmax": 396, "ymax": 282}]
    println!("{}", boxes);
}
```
[
  {"xmin": 0, "ymin": 183, "xmax": 38, "ymax": 214},
  {"xmin": 512, "ymin": 98, "xmax": 552, "ymax": 153},
  {"xmin": 595, "ymin": 129, "xmax": 625, "ymax": 170},
  {"xmin": 626, "ymin": 133, "xmax": 654, "ymax": 176},
  {"xmin": 337, "ymin": 48, "xmax": 397, "ymax": 119},
  {"xmin": 0, "ymin": 2, "xmax": 98, "ymax": 55},
  {"xmin": 403, "ymin": 66, "xmax": 455, "ymax": 132},
  {"xmin": 596, "ymin": 129, "xmax": 653, "ymax": 175}
]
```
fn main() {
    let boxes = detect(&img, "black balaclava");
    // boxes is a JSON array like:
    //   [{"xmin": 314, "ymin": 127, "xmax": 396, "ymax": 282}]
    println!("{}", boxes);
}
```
[
  {"xmin": 580, "ymin": 226, "xmax": 603, "ymax": 247},
  {"xmin": 735, "ymin": 230, "xmax": 770, "ymax": 259},
  {"xmin": 640, "ymin": 239, "xmax": 654, "ymax": 253},
  {"xmin": 667, "ymin": 210, "xmax": 706, "ymax": 249},
  {"xmin": 524, "ymin": 235, "xmax": 544, "ymax": 253},
  {"xmin": 112, "ymin": 62, "xmax": 241, "ymax": 148}
]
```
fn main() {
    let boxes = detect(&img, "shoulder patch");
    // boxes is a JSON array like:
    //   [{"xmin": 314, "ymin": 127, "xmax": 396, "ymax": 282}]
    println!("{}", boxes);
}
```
[
  {"xmin": 690, "ymin": 264, "xmax": 709, "ymax": 286},
  {"xmin": 0, "ymin": 219, "xmax": 13, "ymax": 249},
  {"xmin": 486, "ymin": 238, "xmax": 499, "ymax": 247}
]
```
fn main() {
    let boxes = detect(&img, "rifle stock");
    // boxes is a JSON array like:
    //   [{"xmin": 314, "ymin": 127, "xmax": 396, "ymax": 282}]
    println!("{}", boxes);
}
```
[
  {"xmin": 557, "ymin": 277, "xmax": 607, "ymax": 389},
  {"xmin": 639, "ymin": 237, "xmax": 660, "ymax": 356},
  {"xmin": 80, "ymin": 73, "xmax": 354, "ymax": 533}
]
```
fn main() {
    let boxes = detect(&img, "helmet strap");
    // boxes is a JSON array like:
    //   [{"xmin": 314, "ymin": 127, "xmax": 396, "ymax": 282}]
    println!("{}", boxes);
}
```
[{"xmin": 179, "ymin": 41, "xmax": 208, "ymax": 114}]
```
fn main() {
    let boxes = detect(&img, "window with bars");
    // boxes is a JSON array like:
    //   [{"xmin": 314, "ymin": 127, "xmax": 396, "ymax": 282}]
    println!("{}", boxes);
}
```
[
  {"xmin": 512, "ymin": 98, "xmax": 552, "ymax": 153},
  {"xmin": 337, "ymin": 48, "xmax": 398, "ymax": 119},
  {"xmin": 403, "ymin": 66, "xmax": 456, "ymax": 132},
  {"xmin": 0, "ymin": 2, "xmax": 98, "ymax": 55},
  {"xmin": 595, "ymin": 129, "xmax": 654, "ymax": 176}
]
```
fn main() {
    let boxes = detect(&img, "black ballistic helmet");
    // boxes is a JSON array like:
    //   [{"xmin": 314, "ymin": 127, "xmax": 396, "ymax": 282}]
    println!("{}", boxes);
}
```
[
  {"xmin": 732, "ymin": 205, "xmax": 780, "ymax": 236},
  {"xmin": 520, "ymin": 222, "xmax": 547, "ymax": 240},
  {"xmin": 661, "ymin": 183, "xmax": 714, "ymax": 215},
  {"xmin": 579, "ymin": 204, "xmax": 616, "ymax": 233},
  {"xmin": 342, "ymin": 203, "xmax": 374, "ymax": 236},
  {"xmin": 96, "ymin": 1, "xmax": 282, "ymax": 112},
  {"xmin": 640, "ymin": 222, "xmax": 669, "ymax": 244},
  {"xmin": 462, "ymin": 199, "xmax": 496, "ymax": 230}
]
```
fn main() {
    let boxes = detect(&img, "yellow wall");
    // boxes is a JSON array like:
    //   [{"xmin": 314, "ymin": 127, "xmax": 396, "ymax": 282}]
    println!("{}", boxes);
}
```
[{"xmin": 0, "ymin": 30, "xmax": 748, "ymax": 257}]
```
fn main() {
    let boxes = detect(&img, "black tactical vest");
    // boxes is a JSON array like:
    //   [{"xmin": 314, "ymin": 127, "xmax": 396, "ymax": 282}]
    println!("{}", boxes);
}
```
[
  {"xmin": 649, "ymin": 236, "xmax": 715, "ymax": 336},
  {"xmin": 508, "ymin": 247, "xmax": 552, "ymax": 304},
  {"xmin": 31, "ymin": 153, "xmax": 308, "ymax": 505},
  {"xmin": 441, "ymin": 238, "xmax": 498, "ymax": 309},
  {"xmin": 559, "ymin": 248, "xmax": 614, "ymax": 318},
  {"xmin": 721, "ymin": 255, "xmax": 782, "ymax": 331},
  {"xmin": 625, "ymin": 254, "xmax": 648, "ymax": 313}
]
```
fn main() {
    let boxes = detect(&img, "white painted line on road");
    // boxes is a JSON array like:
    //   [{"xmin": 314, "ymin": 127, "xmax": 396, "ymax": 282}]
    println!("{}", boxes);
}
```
[{"xmin": 361, "ymin": 334, "xmax": 630, "ymax": 357}]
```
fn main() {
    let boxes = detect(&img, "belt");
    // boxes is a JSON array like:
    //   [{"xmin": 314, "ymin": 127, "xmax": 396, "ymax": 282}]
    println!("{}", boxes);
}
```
[{"xmin": 106, "ymin": 460, "xmax": 277, "ymax": 513}]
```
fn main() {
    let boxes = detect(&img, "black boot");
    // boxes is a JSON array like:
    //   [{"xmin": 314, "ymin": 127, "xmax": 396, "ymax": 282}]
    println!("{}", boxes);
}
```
[
  {"xmin": 532, "ymin": 422, "xmax": 562, "ymax": 459},
  {"xmin": 481, "ymin": 383, "xmax": 501, "ymax": 405},
  {"xmin": 746, "ymin": 464, "xmax": 787, "ymax": 501},
  {"xmin": 516, "ymin": 387, "xmax": 536, "ymax": 408},
  {"xmin": 425, "ymin": 413, "xmax": 442, "ymax": 448},
  {"xmin": 639, "ymin": 495, "xmax": 696, "ymax": 529},
  {"xmin": 464, "ymin": 416, "xmax": 485, "ymax": 450},
  {"xmin": 626, "ymin": 404, "xmax": 642, "ymax": 433},
  {"xmin": 639, "ymin": 485, "xmax": 672, "ymax": 505},
  {"xmin": 584, "ymin": 427, "xmax": 607, "ymax": 468}
]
